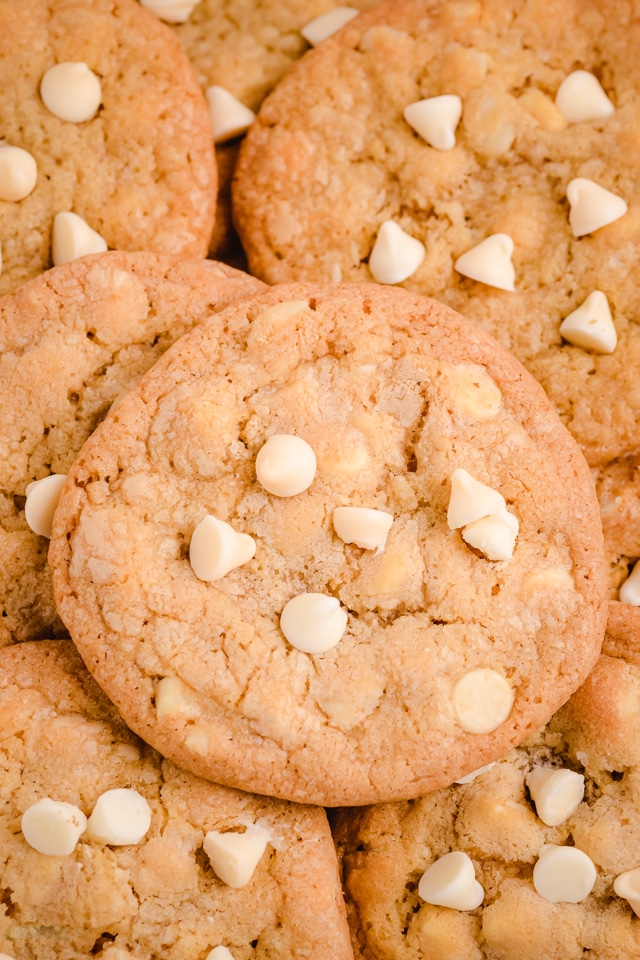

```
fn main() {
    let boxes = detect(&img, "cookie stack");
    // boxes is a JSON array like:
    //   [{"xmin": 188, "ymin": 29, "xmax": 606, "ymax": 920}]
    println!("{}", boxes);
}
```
[{"xmin": 1, "ymin": 0, "xmax": 639, "ymax": 958}]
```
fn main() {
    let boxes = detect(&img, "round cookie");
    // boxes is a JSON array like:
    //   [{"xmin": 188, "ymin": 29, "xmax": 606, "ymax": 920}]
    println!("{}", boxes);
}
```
[
  {"xmin": 0, "ymin": 250, "xmax": 265, "ymax": 646},
  {"xmin": 147, "ymin": 0, "xmax": 379, "ymax": 261},
  {"xmin": 0, "ymin": 0, "xmax": 217, "ymax": 297},
  {"xmin": 0, "ymin": 640, "xmax": 352, "ymax": 960},
  {"xmin": 334, "ymin": 609, "xmax": 640, "ymax": 960},
  {"xmin": 233, "ymin": 0, "xmax": 640, "ymax": 468},
  {"xmin": 50, "ymin": 283, "xmax": 607, "ymax": 806}
]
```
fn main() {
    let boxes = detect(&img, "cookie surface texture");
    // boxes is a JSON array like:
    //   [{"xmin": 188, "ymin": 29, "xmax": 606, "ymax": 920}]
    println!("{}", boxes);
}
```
[
  {"xmin": 0, "ymin": 251, "xmax": 265, "ymax": 646},
  {"xmin": 50, "ymin": 283, "xmax": 607, "ymax": 806},
  {"xmin": 334, "ymin": 612, "xmax": 640, "ymax": 960},
  {"xmin": 0, "ymin": 0, "xmax": 217, "ymax": 297},
  {"xmin": 0, "ymin": 640, "xmax": 351, "ymax": 960},
  {"xmin": 233, "ymin": 0, "xmax": 640, "ymax": 467}
]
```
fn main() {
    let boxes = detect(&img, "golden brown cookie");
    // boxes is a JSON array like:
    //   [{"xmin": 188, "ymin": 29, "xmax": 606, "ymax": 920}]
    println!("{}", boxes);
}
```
[
  {"xmin": 0, "ymin": 250, "xmax": 265, "ymax": 646},
  {"xmin": 233, "ymin": 0, "xmax": 640, "ymax": 469},
  {"xmin": 143, "ymin": 0, "xmax": 379, "ymax": 261},
  {"xmin": 0, "ymin": 640, "xmax": 352, "ymax": 960},
  {"xmin": 50, "ymin": 283, "xmax": 607, "ymax": 806},
  {"xmin": 0, "ymin": 0, "xmax": 217, "ymax": 297},
  {"xmin": 334, "ymin": 611, "xmax": 640, "ymax": 960}
]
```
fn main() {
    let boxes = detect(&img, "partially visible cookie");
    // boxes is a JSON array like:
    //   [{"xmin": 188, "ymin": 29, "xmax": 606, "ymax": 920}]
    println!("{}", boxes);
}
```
[
  {"xmin": 0, "ymin": 0, "xmax": 217, "ymax": 297},
  {"xmin": 0, "ymin": 640, "xmax": 352, "ymax": 960},
  {"xmin": 233, "ymin": 0, "xmax": 640, "ymax": 468},
  {"xmin": 146, "ymin": 0, "xmax": 378, "ymax": 261},
  {"xmin": 0, "ymin": 251, "xmax": 265, "ymax": 646},
  {"xmin": 334, "ymin": 611, "xmax": 640, "ymax": 960},
  {"xmin": 50, "ymin": 283, "xmax": 607, "ymax": 806}
]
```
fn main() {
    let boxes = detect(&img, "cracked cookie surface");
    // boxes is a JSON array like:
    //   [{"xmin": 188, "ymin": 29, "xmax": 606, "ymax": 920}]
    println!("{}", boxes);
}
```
[
  {"xmin": 233, "ymin": 0, "xmax": 640, "ymax": 469},
  {"xmin": 0, "ymin": 0, "xmax": 217, "ymax": 297},
  {"xmin": 50, "ymin": 283, "xmax": 607, "ymax": 806},
  {"xmin": 0, "ymin": 250, "xmax": 264, "ymax": 646},
  {"xmin": 0, "ymin": 640, "xmax": 351, "ymax": 960},
  {"xmin": 334, "ymin": 612, "xmax": 640, "ymax": 960}
]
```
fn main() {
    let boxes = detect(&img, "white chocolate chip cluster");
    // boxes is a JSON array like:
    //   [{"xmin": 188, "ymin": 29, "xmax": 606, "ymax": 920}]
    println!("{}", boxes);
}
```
[
  {"xmin": 364, "ymin": 66, "xmax": 626, "ymax": 360},
  {"xmin": 447, "ymin": 468, "xmax": 519, "ymax": 562},
  {"xmin": 187, "ymin": 426, "xmax": 396, "ymax": 658},
  {"xmin": 20, "ymin": 788, "xmax": 151, "ymax": 856}
]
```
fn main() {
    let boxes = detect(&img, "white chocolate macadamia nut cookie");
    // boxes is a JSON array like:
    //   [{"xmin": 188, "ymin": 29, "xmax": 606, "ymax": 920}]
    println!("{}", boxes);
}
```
[
  {"xmin": 0, "ymin": 0, "xmax": 216, "ymax": 297},
  {"xmin": 50, "ymin": 284, "xmax": 607, "ymax": 806},
  {"xmin": 334, "ymin": 613, "xmax": 640, "ymax": 960},
  {"xmin": 234, "ymin": 0, "xmax": 640, "ymax": 470},
  {"xmin": 0, "ymin": 251, "xmax": 264, "ymax": 647},
  {"xmin": 0, "ymin": 641, "xmax": 352, "ymax": 960}
]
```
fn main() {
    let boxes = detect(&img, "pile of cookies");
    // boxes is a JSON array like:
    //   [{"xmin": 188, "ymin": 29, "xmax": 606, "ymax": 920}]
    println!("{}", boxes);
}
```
[{"xmin": 1, "ymin": 1, "xmax": 639, "ymax": 958}]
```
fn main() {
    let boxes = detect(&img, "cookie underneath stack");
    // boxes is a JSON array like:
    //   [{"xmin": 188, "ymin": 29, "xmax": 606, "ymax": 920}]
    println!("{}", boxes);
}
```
[
  {"xmin": 334, "ymin": 610, "xmax": 640, "ymax": 960},
  {"xmin": 0, "ymin": 0, "xmax": 217, "ymax": 296},
  {"xmin": 0, "ymin": 251, "xmax": 264, "ymax": 646},
  {"xmin": 0, "ymin": 640, "xmax": 352, "ymax": 960}
]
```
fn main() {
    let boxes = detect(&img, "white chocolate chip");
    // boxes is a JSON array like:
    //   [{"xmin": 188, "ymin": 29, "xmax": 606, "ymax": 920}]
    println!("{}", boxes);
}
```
[
  {"xmin": 0, "ymin": 954, "xmax": 16, "ymax": 960},
  {"xmin": 24, "ymin": 473, "xmax": 67, "ymax": 538},
  {"xmin": 189, "ymin": 515, "xmax": 256, "ymax": 582},
  {"xmin": 620, "ymin": 561, "xmax": 640, "ymax": 605},
  {"xmin": 447, "ymin": 468, "xmax": 506, "ymax": 530},
  {"xmin": 332, "ymin": 506, "xmax": 393, "ymax": 551},
  {"xmin": 139, "ymin": 0, "xmax": 200, "ymax": 22},
  {"xmin": 155, "ymin": 676, "xmax": 201, "ymax": 719},
  {"xmin": 461, "ymin": 506, "xmax": 519, "ymax": 561},
  {"xmin": 52, "ymin": 211, "xmax": 108, "ymax": 266},
  {"xmin": 555, "ymin": 70, "xmax": 615, "ymax": 124},
  {"xmin": 403, "ymin": 95, "xmax": 463, "ymax": 150},
  {"xmin": 21, "ymin": 798, "xmax": 87, "ymax": 856},
  {"xmin": 567, "ymin": 178, "xmax": 628, "ymax": 237},
  {"xmin": 40, "ymin": 62, "xmax": 102, "ymax": 123},
  {"xmin": 454, "ymin": 234, "xmax": 515, "ymax": 291},
  {"xmin": 206, "ymin": 949, "xmax": 235, "ymax": 960},
  {"xmin": 455, "ymin": 762, "xmax": 496, "ymax": 785},
  {"xmin": 203, "ymin": 824, "xmax": 270, "ymax": 888},
  {"xmin": 452, "ymin": 668, "xmax": 514, "ymax": 734},
  {"xmin": 205, "ymin": 86, "xmax": 256, "ymax": 143},
  {"xmin": 559, "ymin": 290, "xmax": 617, "ymax": 354},
  {"xmin": 255, "ymin": 434, "xmax": 316, "ymax": 497},
  {"xmin": 533, "ymin": 845, "xmax": 596, "ymax": 903},
  {"xmin": 300, "ymin": 7, "xmax": 359, "ymax": 45},
  {"xmin": 368, "ymin": 220, "xmax": 425, "ymax": 284},
  {"xmin": 526, "ymin": 766, "xmax": 585, "ymax": 826},
  {"xmin": 85, "ymin": 788, "xmax": 151, "ymax": 846},
  {"xmin": 0, "ymin": 145, "xmax": 38, "ymax": 201},
  {"xmin": 418, "ymin": 851, "xmax": 484, "ymax": 910},
  {"xmin": 280, "ymin": 593, "xmax": 348, "ymax": 654},
  {"xmin": 614, "ymin": 867, "xmax": 640, "ymax": 917}
]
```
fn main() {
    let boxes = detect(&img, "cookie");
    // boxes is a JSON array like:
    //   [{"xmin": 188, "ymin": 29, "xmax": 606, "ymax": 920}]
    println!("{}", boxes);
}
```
[
  {"xmin": 0, "ymin": 639, "xmax": 352, "ymax": 960},
  {"xmin": 233, "ymin": 0, "xmax": 640, "ymax": 469},
  {"xmin": 142, "ymin": 0, "xmax": 378, "ymax": 261},
  {"xmin": 49, "ymin": 283, "xmax": 607, "ymax": 806},
  {"xmin": 0, "ymin": 0, "xmax": 217, "ymax": 297},
  {"xmin": 0, "ymin": 250, "xmax": 265, "ymax": 646},
  {"xmin": 334, "ymin": 610, "xmax": 640, "ymax": 960},
  {"xmin": 595, "ymin": 456, "xmax": 640, "ymax": 604}
]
